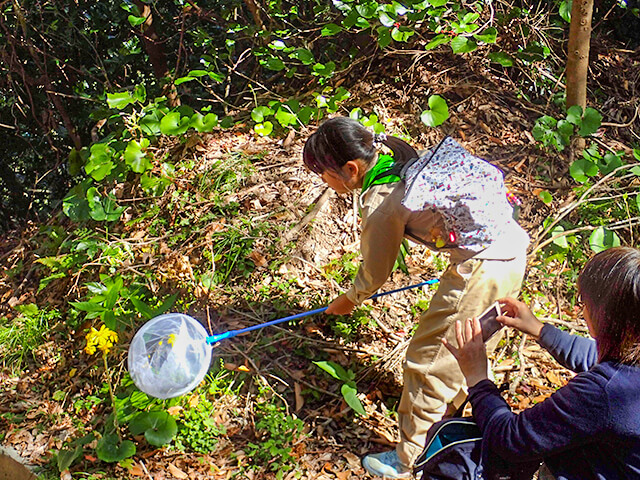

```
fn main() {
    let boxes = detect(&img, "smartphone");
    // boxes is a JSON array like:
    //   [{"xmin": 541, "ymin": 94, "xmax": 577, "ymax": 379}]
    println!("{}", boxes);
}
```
[{"xmin": 478, "ymin": 301, "xmax": 502, "ymax": 342}]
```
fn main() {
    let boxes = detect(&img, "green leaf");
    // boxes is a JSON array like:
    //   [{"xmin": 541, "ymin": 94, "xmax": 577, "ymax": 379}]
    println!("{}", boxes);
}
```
[
  {"xmin": 254, "ymin": 121, "xmax": 273, "ymax": 136},
  {"xmin": 451, "ymin": 36, "xmax": 477, "ymax": 53},
  {"xmin": 569, "ymin": 158, "xmax": 599, "ymax": 183},
  {"xmin": 589, "ymin": 227, "xmax": 620, "ymax": 253},
  {"xmin": 551, "ymin": 226, "xmax": 569, "ymax": 249},
  {"xmin": 313, "ymin": 360, "xmax": 350, "ymax": 382},
  {"xmin": 127, "ymin": 14, "xmax": 146, "ymax": 26},
  {"xmin": 391, "ymin": 26, "xmax": 415, "ymax": 42},
  {"xmin": 312, "ymin": 61, "xmax": 336, "ymax": 77},
  {"xmin": 566, "ymin": 105, "xmax": 583, "ymax": 125},
  {"xmin": 379, "ymin": 12, "xmax": 395, "ymax": 27},
  {"xmin": 488, "ymin": 52, "xmax": 514, "ymax": 67},
  {"xmin": 124, "ymin": 139, "xmax": 152, "ymax": 173},
  {"xmin": 106, "ymin": 92, "xmax": 135, "ymax": 110},
  {"xmin": 579, "ymin": 108, "xmax": 602, "ymax": 136},
  {"xmin": 274, "ymin": 108, "xmax": 297, "ymax": 127},
  {"xmin": 598, "ymin": 152, "xmax": 623, "ymax": 175},
  {"xmin": 160, "ymin": 112, "xmax": 190, "ymax": 135},
  {"xmin": 263, "ymin": 56, "xmax": 285, "ymax": 71},
  {"xmin": 63, "ymin": 180, "xmax": 91, "ymax": 221},
  {"xmin": 473, "ymin": 27, "xmax": 497, "ymax": 43},
  {"xmin": 539, "ymin": 190, "xmax": 553, "ymax": 204},
  {"xmin": 251, "ymin": 106, "xmax": 274, "ymax": 123},
  {"xmin": 559, "ymin": 0, "xmax": 572, "ymax": 22},
  {"xmin": 341, "ymin": 384, "xmax": 366, "ymax": 415},
  {"xmin": 289, "ymin": 48, "xmax": 315, "ymax": 65},
  {"xmin": 96, "ymin": 434, "xmax": 136, "ymax": 463},
  {"xmin": 129, "ymin": 411, "xmax": 178, "ymax": 446},
  {"xmin": 130, "ymin": 296, "xmax": 156, "ymax": 320},
  {"xmin": 140, "ymin": 110, "xmax": 162, "ymax": 136},
  {"xmin": 427, "ymin": 0, "xmax": 448, "ymax": 6},
  {"xmin": 377, "ymin": 27, "xmax": 392, "ymax": 48},
  {"xmin": 297, "ymin": 106, "xmax": 314, "ymax": 125},
  {"xmin": 425, "ymin": 34, "xmax": 451, "ymax": 50},
  {"xmin": 85, "ymin": 143, "xmax": 115, "ymax": 181},
  {"xmin": 174, "ymin": 76, "xmax": 196, "ymax": 86},
  {"xmin": 190, "ymin": 112, "xmax": 218, "ymax": 132},
  {"xmin": 321, "ymin": 23, "xmax": 342, "ymax": 36},
  {"xmin": 57, "ymin": 446, "xmax": 83, "ymax": 471},
  {"xmin": 420, "ymin": 95, "xmax": 449, "ymax": 127}
]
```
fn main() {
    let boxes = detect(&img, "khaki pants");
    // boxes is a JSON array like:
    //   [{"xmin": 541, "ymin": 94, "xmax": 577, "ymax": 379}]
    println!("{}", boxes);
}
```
[{"xmin": 396, "ymin": 251, "xmax": 528, "ymax": 467}]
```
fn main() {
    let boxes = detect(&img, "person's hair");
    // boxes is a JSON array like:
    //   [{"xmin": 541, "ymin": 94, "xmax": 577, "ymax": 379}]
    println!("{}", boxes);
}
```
[
  {"xmin": 302, "ymin": 116, "xmax": 417, "ymax": 175},
  {"xmin": 577, "ymin": 246, "xmax": 640, "ymax": 365}
]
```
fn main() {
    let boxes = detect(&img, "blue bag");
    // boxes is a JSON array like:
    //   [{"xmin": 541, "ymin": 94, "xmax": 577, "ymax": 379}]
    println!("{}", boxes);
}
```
[{"xmin": 413, "ymin": 415, "xmax": 540, "ymax": 480}]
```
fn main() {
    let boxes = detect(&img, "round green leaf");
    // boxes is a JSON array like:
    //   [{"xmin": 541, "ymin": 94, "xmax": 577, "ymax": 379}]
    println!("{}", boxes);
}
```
[
  {"xmin": 539, "ymin": 190, "xmax": 553, "ymax": 204},
  {"xmin": 128, "ymin": 14, "xmax": 146, "ymax": 26},
  {"xmin": 85, "ymin": 143, "xmax": 115, "ymax": 181},
  {"xmin": 420, "ymin": 95, "xmax": 449, "ymax": 127},
  {"xmin": 425, "ymin": 34, "xmax": 451, "ymax": 50},
  {"xmin": 160, "ymin": 112, "xmax": 190, "ymax": 135},
  {"xmin": 190, "ymin": 112, "xmax": 218, "ymax": 132},
  {"xmin": 251, "ymin": 106, "xmax": 273, "ymax": 123},
  {"xmin": 579, "ymin": 108, "xmax": 602, "ymax": 137},
  {"xmin": 566, "ymin": 105, "xmax": 583, "ymax": 125},
  {"xmin": 379, "ymin": 12, "xmax": 395, "ymax": 27},
  {"xmin": 96, "ymin": 434, "xmax": 136, "ymax": 463},
  {"xmin": 124, "ymin": 138, "xmax": 152, "ymax": 173},
  {"xmin": 129, "ymin": 411, "xmax": 177, "ymax": 446},
  {"xmin": 377, "ymin": 27, "xmax": 392, "ymax": 48},
  {"xmin": 391, "ymin": 26, "xmax": 415, "ymax": 42},
  {"xmin": 254, "ymin": 121, "xmax": 273, "ymax": 136},
  {"xmin": 559, "ymin": 0, "xmax": 572, "ymax": 22},
  {"xmin": 312, "ymin": 61, "xmax": 336, "ymax": 77},
  {"xmin": 428, "ymin": 0, "xmax": 448, "ymax": 6},
  {"xmin": 263, "ymin": 56, "xmax": 285, "ymax": 71},
  {"xmin": 569, "ymin": 158, "xmax": 599, "ymax": 183},
  {"xmin": 551, "ymin": 225, "xmax": 569, "ymax": 249},
  {"xmin": 274, "ymin": 108, "xmax": 296, "ymax": 127},
  {"xmin": 290, "ymin": 48, "xmax": 315, "ymax": 65},
  {"xmin": 589, "ymin": 227, "xmax": 620, "ymax": 253}
]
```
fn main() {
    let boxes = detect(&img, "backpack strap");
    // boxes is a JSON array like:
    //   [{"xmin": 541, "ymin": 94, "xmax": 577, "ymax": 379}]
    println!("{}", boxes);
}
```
[{"xmin": 361, "ymin": 154, "xmax": 402, "ymax": 192}]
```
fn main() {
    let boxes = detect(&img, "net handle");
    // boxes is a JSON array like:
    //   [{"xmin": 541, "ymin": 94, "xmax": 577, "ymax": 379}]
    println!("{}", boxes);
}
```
[{"xmin": 206, "ymin": 279, "xmax": 439, "ymax": 344}]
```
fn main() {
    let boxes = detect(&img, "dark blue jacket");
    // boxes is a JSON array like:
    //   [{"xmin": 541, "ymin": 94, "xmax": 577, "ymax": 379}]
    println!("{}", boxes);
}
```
[{"xmin": 469, "ymin": 324, "xmax": 640, "ymax": 480}]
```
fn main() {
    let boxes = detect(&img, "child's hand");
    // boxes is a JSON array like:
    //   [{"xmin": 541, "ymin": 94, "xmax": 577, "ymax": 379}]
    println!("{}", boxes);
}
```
[
  {"xmin": 325, "ymin": 294, "xmax": 356, "ymax": 316},
  {"xmin": 497, "ymin": 297, "xmax": 544, "ymax": 339},
  {"xmin": 442, "ymin": 317, "xmax": 489, "ymax": 388}
]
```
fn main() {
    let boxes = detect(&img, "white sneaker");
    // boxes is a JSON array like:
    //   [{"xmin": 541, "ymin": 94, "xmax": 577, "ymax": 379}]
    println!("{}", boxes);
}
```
[{"xmin": 362, "ymin": 450, "xmax": 411, "ymax": 479}]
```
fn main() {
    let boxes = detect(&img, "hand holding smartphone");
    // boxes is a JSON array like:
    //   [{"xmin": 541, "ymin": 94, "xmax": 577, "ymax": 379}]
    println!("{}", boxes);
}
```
[{"xmin": 478, "ymin": 301, "xmax": 502, "ymax": 342}]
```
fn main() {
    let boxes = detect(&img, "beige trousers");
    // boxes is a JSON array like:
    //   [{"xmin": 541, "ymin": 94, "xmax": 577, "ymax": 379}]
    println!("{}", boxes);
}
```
[{"xmin": 396, "ymin": 251, "xmax": 528, "ymax": 467}]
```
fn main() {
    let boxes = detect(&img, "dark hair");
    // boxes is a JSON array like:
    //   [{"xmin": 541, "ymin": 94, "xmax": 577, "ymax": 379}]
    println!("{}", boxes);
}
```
[
  {"xmin": 302, "ymin": 117, "xmax": 417, "ymax": 175},
  {"xmin": 577, "ymin": 246, "xmax": 640, "ymax": 365}
]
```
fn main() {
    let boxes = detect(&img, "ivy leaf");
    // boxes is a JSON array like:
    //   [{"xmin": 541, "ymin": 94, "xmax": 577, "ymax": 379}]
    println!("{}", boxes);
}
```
[
  {"xmin": 312, "ymin": 61, "xmax": 336, "ymax": 77},
  {"xmin": 425, "ymin": 34, "xmax": 451, "ymax": 50},
  {"xmin": 589, "ymin": 227, "xmax": 620, "ymax": 253},
  {"xmin": 254, "ymin": 121, "xmax": 273, "ymax": 136},
  {"xmin": 391, "ymin": 26, "xmax": 415, "ymax": 42},
  {"xmin": 598, "ymin": 152, "xmax": 623, "ymax": 175},
  {"xmin": 263, "ymin": 56, "xmax": 285, "ymax": 71},
  {"xmin": 488, "ymin": 52, "xmax": 514, "ymax": 66},
  {"xmin": 321, "ymin": 23, "xmax": 342, "ymax": 36},
  {"xmin": 569, "ymin": 158, "xmax": 599, "ymax": 183},
  {"xmin": 63, "ymin": 180, "xmax": 91, "ymax": 221},
  {"xmin": 379, "ymin": 12, "xmax": 395, "ymax": 27},
  {"xmin": 377, "ymin": 26, "xmax": 392, "ymax": 48},
  {"xmin": 274, "ymin": 108, "xmax": 297, "ymax": 127},
  {"xmin": 420, "ymin": 95, "xmax": 449, "ymax": 127},
  {"xmin": 289, "ymin": 48, "xmax": 315, "ymax": 65},
  {"xmin": 129, "ymin": 411, "xmax": 178, "ymax": 446},
  {"xmin": 160, "ymin": 112, "xmax": 190, "ymax": 135},
  {"xmin": 106, "ymin": 92, "xmax": 135, "ymax": 110},
  {"xmin": 96, "ymin": 434, "xmax": 136, "ymax": 463},
  {"xmin": 341, "ymin": 384, "xmax": 366, "ymax": 416},
  {"xmin": 124, "ymin": 138, "xmax": 152, "ymax": 173},
  {"xmin": 451, "ymin": 36, "xmax": 477, "ymax": 53},
  {"xmin": 566, "ymin": 105, "xmax": 583, "ymax": 125},
  {"xmin": 474, "ymin": 27, "xmax": 497, "ymax": 44},
  {"xmin": 579, "ymin": 107, "xmax": 602, "ymax": 136},
  {"xmin": 85, "ymin": 143, "xmax": 115, "ymax": 181}
]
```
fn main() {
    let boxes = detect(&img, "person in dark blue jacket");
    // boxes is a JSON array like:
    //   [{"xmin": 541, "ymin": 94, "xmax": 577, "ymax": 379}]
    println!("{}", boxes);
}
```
[{"xmin": 443, "ymin": 246, "xmax": 640, "ymax": 480}]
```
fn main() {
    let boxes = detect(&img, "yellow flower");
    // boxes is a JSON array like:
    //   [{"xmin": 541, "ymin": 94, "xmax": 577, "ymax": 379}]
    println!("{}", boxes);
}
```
[{"xmin": 85, "ymin": 324, "xmax": 118, "ymax": 355}]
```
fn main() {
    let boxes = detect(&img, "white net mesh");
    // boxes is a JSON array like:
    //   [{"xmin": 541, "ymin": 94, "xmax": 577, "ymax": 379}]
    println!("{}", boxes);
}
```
[{"xmin": 128, "ymin": 314, "xmax": 212, "ymax": 399}]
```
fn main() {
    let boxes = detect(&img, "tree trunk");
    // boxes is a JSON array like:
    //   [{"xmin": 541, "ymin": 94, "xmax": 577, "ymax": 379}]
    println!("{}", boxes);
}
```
[{"xmin": 566, "ymin": 0, "xmax": 594, "ymax": 109}]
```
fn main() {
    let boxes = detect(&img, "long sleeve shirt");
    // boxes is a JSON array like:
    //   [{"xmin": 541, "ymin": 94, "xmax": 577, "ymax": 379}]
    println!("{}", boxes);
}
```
[
  {"xmin": 469, "ymin": 324, "xmax": 640, "ymax": 480},
  {"xmin": 345, "ymin": 181, "xmax": 530, "ymax": 305}
]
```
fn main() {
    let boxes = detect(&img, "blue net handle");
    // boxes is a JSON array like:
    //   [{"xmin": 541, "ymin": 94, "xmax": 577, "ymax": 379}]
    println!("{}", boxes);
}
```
[{"xmin": 206, "ymin": 279, "xmax": 439, "ymax": 344}]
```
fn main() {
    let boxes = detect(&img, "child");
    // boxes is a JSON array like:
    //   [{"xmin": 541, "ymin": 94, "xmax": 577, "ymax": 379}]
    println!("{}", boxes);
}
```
[
  {"xmin": 302, "ymin": 116, "xmax": 529, "ymax": 478},
  {"xmin": 444, "ymin": 246, "xmax": 640, "ymax": 479}
]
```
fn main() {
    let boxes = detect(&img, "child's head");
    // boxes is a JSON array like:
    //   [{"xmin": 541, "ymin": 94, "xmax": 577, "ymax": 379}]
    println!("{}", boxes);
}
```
[
  {"xmin": 578, "ymin": 246, "xmax": 640, "ymax": 365},
  {"xmin": 302, "ymin": 117, "xmax": 417, "ymax": 179}
]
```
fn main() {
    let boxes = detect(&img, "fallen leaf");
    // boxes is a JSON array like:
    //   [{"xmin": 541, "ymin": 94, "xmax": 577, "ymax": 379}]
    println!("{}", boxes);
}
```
[
  {"xmin": 294, "ymin": 382, "xmax": 304, "ymax": 412},
  {"xmin": 188, "ymin": 395, "xmax": 200, "ymax": 408},
  {"xmin": 68, "ymin": 368, "xmax": 77, "ymax": 378},
  {"xmin": 546, "ymin": 371, "xmax": 564, "ymax": 387},
  {"xmin": 129, "ymin": 464, "xmax": 145, "ymax": 476},
  {"xmin": 167, "ymin": 406, "xmax": 183, "ymax": 416},
  {"xmin": 335, "ymin": 470, "xmax": 351, "ymax": 480},
  {"xmin": 168, "ymin": 463, "xmax": 189, "ymax": 479}
]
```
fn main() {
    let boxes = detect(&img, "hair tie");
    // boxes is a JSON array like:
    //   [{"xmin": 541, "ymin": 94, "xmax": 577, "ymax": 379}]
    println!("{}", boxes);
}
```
[{"xmin": 372, "ymin": 132, "xmax": 387, "ymax": 147}]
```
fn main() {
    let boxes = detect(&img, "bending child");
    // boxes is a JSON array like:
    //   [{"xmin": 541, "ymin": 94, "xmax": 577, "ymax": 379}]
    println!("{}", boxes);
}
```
[
  {"xmin": 444, "ymin": 246, "xmax": 640, "ymax": 479},
  {"xmin": 302, "ymin": 116, "xmax": 529, "ymax": 478}
]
